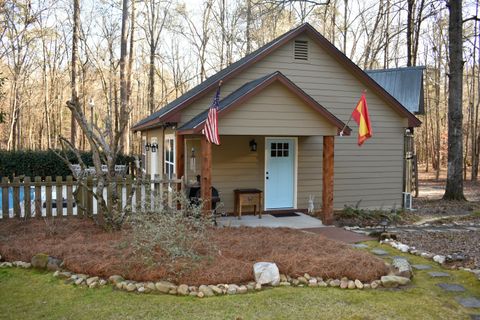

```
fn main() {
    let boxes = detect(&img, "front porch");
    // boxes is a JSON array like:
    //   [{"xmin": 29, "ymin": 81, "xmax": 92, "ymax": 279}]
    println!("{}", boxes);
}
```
[{"xmin": 217, "ymin": 211, "xmax": 324, "ymax": 229}]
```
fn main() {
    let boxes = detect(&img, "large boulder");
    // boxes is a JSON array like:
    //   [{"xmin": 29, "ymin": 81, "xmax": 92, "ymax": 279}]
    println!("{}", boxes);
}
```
[
  {"xmin": 155, "ymin": 281, "xmax": 176, "ymax": 293},
  {"xmin": 253, "ymin": 262, "xmax": 280, "ymax": 286},
  {"xmin": 392, "ymin": 258, "xmax": 413, "ymax": 278}
]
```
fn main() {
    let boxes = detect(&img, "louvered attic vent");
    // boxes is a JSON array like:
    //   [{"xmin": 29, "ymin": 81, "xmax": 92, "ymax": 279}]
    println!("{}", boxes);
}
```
[{"xmin": 294, "ymin": 40, "xmax": 309, "ymax": 60}]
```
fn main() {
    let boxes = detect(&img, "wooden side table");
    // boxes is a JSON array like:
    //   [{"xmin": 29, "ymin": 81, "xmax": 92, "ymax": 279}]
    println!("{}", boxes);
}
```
[{"xmin": 234, "ymin": 189, "xmax": 262, "ymax": 220}]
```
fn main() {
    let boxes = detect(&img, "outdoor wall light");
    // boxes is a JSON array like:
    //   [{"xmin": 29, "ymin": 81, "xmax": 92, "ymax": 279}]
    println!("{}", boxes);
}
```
[
  {"xmin": 151, "ymin": 142, "xmax": 159, "ymax": 153},
  {"xmin": 144, "ymin": 143, "xmax": 151, "ymax": 152},
  {"xmin": 249, "ymin": 139, "xmax": 257, "ymax": 152}
]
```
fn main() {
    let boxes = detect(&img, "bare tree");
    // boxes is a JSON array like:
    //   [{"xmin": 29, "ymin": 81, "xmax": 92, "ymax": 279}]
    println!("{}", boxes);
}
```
[{"xmin": 443, "ymin": 0, "xmax": 465, "ymax": 200}]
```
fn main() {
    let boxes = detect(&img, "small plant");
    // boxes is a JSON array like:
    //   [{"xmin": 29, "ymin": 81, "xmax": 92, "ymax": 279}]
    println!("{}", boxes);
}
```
[{"xmin": 128, "ymin": 192, "xmax": 213, "ymax": 266}]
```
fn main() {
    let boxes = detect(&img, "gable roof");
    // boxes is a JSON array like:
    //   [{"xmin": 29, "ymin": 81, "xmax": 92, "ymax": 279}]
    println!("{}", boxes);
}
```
[
  {"xmin": 132, "ymin": 23, "xmax": 421, "ymax": 131},
  {"xmin": 365, "ymin": 66, "xmax": 425, "ymax": 115},
  {"xmin": 177, "ymin": 71, "xmax": 351, "ymax": 135}
]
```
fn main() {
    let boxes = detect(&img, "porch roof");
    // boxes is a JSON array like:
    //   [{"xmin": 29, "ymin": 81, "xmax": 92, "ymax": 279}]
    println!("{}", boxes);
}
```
[{"xmin": 177, "ymin": 71, "xmax": 351, "ymax": 136}]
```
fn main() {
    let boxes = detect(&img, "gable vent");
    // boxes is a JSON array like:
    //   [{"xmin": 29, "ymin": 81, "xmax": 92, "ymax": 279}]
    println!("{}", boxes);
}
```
[{"xmin": 294, "ymin": 40, "xmax": 309, "ymax": 60}]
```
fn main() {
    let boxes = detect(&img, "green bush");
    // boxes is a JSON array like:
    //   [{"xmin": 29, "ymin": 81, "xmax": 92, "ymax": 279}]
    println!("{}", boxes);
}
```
[{"xmin": 0, "ymin": 150, "xmax": 135, "ymax": 179}]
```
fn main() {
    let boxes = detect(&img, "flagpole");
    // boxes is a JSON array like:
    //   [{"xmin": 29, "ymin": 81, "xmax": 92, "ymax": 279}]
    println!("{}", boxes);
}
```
[{"xmin": 340, "ymin": 89, "xmax": 367, "ymax": 136}]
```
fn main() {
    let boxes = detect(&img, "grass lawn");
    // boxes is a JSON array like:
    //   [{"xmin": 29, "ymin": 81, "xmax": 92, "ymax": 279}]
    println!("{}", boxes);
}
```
[{"xmin": 1, "ymin": 242, "xmax": 479, "ymax": 320}]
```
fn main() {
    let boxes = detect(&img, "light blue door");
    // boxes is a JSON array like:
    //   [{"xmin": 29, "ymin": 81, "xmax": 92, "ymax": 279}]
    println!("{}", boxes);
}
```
[{"xmin": 265, "ymin": 138, "xmax": 295, "ymax": 209}]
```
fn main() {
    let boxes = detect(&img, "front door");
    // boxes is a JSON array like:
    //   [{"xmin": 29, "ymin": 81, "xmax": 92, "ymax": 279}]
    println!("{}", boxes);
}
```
[{"xmin": 265, "ymin": 138, "xmax": 296, "ymax": 209}]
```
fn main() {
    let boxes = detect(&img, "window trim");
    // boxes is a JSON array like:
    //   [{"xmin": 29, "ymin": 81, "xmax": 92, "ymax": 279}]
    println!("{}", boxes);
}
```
[{"xmin": 164, "ymin": 134, "xmax": 176, "ymax": 179}]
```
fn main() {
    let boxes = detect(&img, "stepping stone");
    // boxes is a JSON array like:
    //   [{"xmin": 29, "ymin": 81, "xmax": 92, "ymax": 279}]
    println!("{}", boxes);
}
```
[
  {"xmin": 457, "ymin": 297, "xmax": 480, "ymax": 308},
  {"xmin": 392, "ymin": 256, "xmax": 409, "ymax": 261},
  {"xmin": 470, "ymin": 315, "xmax": 480, "ymax": 320},
  {"xmin": 436, "ymin": 283, "xmax": 466, "ymax": 292},
  {"xmin": 371, "ymin": 249, "xmax": 389, "ymax": 256},
  {"xmin": 428, "ymin": 272, "xmax": 450, "ymax": 277},
  {"xmin": 412, "ymin": 264, "xmax": 432, "ymax": 270},
  {"xmin": 352, "ymin": 244, "xmax": 369, "ymax": 249}
]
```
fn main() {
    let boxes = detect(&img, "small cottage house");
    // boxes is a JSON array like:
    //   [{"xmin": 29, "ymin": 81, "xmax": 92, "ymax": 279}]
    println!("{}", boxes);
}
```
[{"xmin": 132, "ymin": 23, "xmax": 422, "ymax": 223}]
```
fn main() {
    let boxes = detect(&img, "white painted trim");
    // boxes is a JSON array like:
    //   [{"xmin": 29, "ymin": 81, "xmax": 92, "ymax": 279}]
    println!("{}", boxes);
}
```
[
  {"xmin": 264, "ymin": 137, "xmax": 298, "ymax": 210},
  {"xmin": 164, "ymin": 133, "xmax": 175, "ymax": 178}
]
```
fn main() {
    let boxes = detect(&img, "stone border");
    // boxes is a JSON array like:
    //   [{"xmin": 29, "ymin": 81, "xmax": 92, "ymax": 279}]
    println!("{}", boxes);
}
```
[
  {"xmin": 0, "ymin": 253, "xmax": 413, "ymax": 297},
  {"xmin": 379, "ymin": 239, "xmax": 480, "ymax": 281}
]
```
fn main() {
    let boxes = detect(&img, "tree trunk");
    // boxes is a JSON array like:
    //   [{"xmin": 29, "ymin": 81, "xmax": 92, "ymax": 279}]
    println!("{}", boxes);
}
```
[
  {"xmin": 70, "ymin": 0, "xmax": 80, "ymax": 147},
  {"xmin": 119, "ymin": 0, "xmax": 129, "ymax": 154},
  {"xmin": 443, "ymin": 0, "xmax": 465, "ymax": 200}
]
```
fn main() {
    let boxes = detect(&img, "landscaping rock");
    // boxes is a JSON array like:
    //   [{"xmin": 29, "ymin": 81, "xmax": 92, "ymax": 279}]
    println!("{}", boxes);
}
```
[
  {"xmin": 199, "ymin": 285, "xmax": 214, "ymax": 297},
  {"xmin": 340, "ymin": 280, "xmax": 348, "ymax": 289},
  {"xmin": 291, "ymin": 279, "xmax": 300, "ymax": 286},
  {"xmin": 433, "ymin": 255, "xmax": 446, "ymax": 264},
  {"xmin": 108, "ymin": 275, "xmax": 124, "ymax": 284},
  {"xmin": 446, "ymin": 253, "xmax": 466, "ymax": 262},
  {"xmin": 318, "ymin": 281, "xmax": 328, "ymax": 287},
  {"xmin": 392, "ymin": 257, "xmax": 413, "ymax": 278},
  {"xmin": 347, "ymin": 280, "xmax": 356, "ymax": 289},
  {"xmin": 86, "ymin": 277, "xmax": 99, "ymax": 286},
  {"xmin": 0, "ymin": 262, "xmax": 12, "ymax": 268},
  {"xmin": 189, "ymin": 291, "xmax": 198, "ymax": 297},
  {"xmin": 116, "ymin": 282, "xmax": 124, "ymax": 290},
  {"xmin": 255, "ymin": 283, "xmax": 262, "ymax": 290},
  {"xmin": 297, "ymin": 276, "xmax": 308, "ymax": 285},
  {"xmin": 99, "ymin": 279, "xmax": 107, "ymax": 286},
  {"xmin": 308, "ymin": 278, "xmax": 317, "ymax": 286},
  {"xmin": 197, "ymin": 292, "xmax": 205, "ymax": 298},
  {"xmin": 177, "ymin": 284, "xmax": 189, "ymax": 296},
  {"xmin": 354, "ymin": 279, "xmax": 363, "ymax": 289},
  {"xmin": 125, "ymin": 282, "xmax": 137, "ymax": 292},
  {"xmin": 74, "ymin": 278, "xmax": 84, "ymax": 286},
  {"xmin": 329, "ymin": 279, "xmax": 340, "ymax": 287},
  {"xmin": 352, "ymin": 244, "xmax": 369, "ymax": 249},
  {"xmin": 31, "ymin": 253, "xmax": 49, "ymax": 269},
  {"xmin": 380, "ymin": 275, "xmax": 411, "ymax": 288},
  {"xmin": 137, "ymin": 287, "xmax": 145, "ymax": 293},
  {"xmin": 155, "ymin": 281, "xmax": 176, "ymax": 294},
  {"xmin": 227, "ymin": 284, "xmax": 239, "ymax": 295},
  {"xmin": 238, "ymin": 285, "xmax": 248, "ymax": 294},
  {"xmin": 371, "ymin": 281, "xmax": 379, "ymax": 289},
  {"xmin": 89, "ymin": 282, "xmax": 99, "ymax": 289},
  {"xmin": 168, "ymin": 288, "xmax": 177, "ymax": 295},
  {"xmin": 209, "ymin": 285, "xmax": 223, "ymax": 295},
  {"xmin": 280, "ymin": 274, "xmax": 288, "ymax": 283},
  {"xmin": 304, "ymin": 273, "xmax": 311, "ymax": 280},
  {"xmin": 364, "ymin": 283, "xmax": 371, "ymax": 289},
  {"xmin": 253, "ymin": 262, "xmax": 280, "ymax": 286},
  {"xmin": 46, "ymin": 256, "xmax": 62, "ymax": 271}
]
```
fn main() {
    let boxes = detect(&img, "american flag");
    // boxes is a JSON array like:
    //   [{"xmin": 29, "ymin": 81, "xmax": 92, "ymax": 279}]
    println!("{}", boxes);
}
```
[{"xmin": 204, "ymin": 84, "xmax": 221, "ymax": 145}]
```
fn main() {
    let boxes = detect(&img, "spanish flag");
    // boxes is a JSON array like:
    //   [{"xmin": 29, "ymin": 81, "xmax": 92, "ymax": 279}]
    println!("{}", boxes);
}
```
[{"xmin": 351, "ymin": 92, "xmax": 372, "ymax": 146}]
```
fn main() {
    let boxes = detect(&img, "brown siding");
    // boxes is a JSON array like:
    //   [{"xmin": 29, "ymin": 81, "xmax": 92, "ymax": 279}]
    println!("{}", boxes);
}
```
[{"xmin": 176, "ymin": 34, "xmax": 409, "ymax": 209}]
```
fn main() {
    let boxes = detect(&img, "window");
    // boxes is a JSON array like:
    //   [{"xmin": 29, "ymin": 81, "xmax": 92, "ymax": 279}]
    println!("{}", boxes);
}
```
[
  {"xmin": 270, "ymin": 142, "xmax": 289, "ymax": 157},
  {"xmin": 294, "ymin": 40, "xmax": 309, "ymax": 61},
  {"xmin": 164, "ymin": 135, "xmax": 175, "ymax": 179}
]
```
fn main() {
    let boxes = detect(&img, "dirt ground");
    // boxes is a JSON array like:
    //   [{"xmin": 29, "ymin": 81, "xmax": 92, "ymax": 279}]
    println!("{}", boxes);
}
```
[
  {"xmin": 413, "ymin": 165, "xmax": 480, "ymax": 217},
  {"xmin": 0, "ymin": 219, "xmax": 388, "ymax": 285}
]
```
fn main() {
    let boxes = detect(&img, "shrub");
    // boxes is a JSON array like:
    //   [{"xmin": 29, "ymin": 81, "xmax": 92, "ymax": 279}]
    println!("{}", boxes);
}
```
[
  {"xmin": 0, "ymin": 150, "xmax": 134, "ymax": 179},
  {"xmin": 128, "ymin": 193, "xmax": 213, "ymax": 266}
]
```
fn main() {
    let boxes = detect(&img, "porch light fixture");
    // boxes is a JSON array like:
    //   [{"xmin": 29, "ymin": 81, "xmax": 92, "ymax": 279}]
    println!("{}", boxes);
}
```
[
  {"xmin": 190, "ymin": 147, "xmax": 196, "ymax": 171},
  {"xmin": 151, "ymin": 142, "xmax": 159, "ymax": 153},
  {"xmin": 249, "ymin": 139, "xmax": 257, "ymax": 152},
  {"xmin": 144, "ymin": 142, "xmax": 151, "ymax": 152}
]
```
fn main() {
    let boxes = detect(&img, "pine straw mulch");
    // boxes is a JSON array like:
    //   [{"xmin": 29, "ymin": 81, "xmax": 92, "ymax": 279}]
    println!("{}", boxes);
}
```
[{"xmin": 0, "ymin": 219, "xmax": 388, "ymax": 286}]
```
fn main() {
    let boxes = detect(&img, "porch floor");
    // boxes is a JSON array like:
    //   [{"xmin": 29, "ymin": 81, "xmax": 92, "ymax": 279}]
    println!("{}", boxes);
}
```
[{"xmin": 217, "ymin": 212, "xmax": 324, "ymax": 229}]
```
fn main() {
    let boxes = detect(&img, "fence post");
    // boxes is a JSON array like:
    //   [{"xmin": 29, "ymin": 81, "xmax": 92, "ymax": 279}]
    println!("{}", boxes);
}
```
[
  {"xmin": 116, "ymin": 176, "xmax": 123, "ymax": 213},
  {"xmin": 24, "ymin": 177, "xmax": 31, "ymax": 218},
  {"xmin": 66, "ymin": 176, "xmax": 73, "ymax": 216},
  {"xmin": 34, "ymin": 176, "xmax": 42, "ymax": 218},
  {"xmin": 45, "ymin": 176, "xmax": 53, "ymax": 217},
  {"xmin": 145, "ymin": 176, "xmax": 151, "ymax": 212},
  {"xmin": 86, "ymin": 176, "xmax": 93, "ymax": 216},
  {"xmin": 56, "ymin": 176, "xmax": 63, "ymax": 217},
  {"xmin": 1, "ymin": 177, "xmax": 9, "ymax": 219},
  {"xmin": 125, "ymin": 175, "xmax": 132, "ymax": 211},
  {"xmin": 135, "ymin": 176, "xmax": 142, "ymax": 213},
  {"xmin": 12, "ymin": 177, "xmax": 21, "ymax": 218}
]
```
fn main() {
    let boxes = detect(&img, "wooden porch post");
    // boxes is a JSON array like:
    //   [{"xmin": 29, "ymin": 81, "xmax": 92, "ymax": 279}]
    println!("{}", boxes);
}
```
[
  {"xmin": 175, "ymin": 133, "xmax": 185, "ymax": 179},
  {"xmin": 322, "ymin": 136, "xmax": 334, "ymax": 225},
  {"xmin": 201, "ymin": 136, "xmax": 212, "ymax": 213}
]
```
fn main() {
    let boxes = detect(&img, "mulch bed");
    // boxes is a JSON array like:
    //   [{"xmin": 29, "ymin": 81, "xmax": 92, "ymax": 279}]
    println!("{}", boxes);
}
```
[{"xmin": 0, "ymin": 219, "xmax": 388, "ymax": 285}]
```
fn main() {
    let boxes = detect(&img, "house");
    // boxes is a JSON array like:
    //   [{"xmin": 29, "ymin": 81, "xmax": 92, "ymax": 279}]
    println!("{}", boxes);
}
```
[{"xmin": 131, "ymin": 23, "xmax": 422, "ymax": 224}]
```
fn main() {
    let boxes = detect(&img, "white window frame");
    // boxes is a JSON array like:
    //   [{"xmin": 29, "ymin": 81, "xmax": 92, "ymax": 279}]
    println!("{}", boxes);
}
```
[
  {"xmin": 164, "ymin": 134, "xmax": 176, "ymax": 179},
  {"xmin": 141, "ymin": 136, "xmax": 147, "ymax": 173}
]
